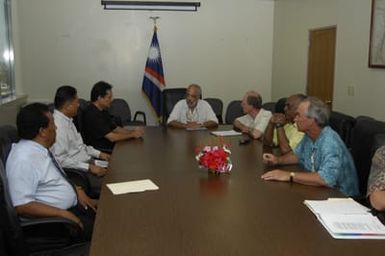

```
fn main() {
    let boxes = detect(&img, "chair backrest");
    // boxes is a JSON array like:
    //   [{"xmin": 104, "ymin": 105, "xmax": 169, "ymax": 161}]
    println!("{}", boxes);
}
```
[
  {"xmin": 225, "ymin": 100, "xmax": 243, "ymax": 124},
  {"xmin": 108, "ymin": 98, "xmax": 132, "ymax": 127},
  {"xmin": 204, "ymin": 98, "xmax": 223, "ymax": 124},
  {"xmin": 373, "ymin": 133, "xmax": 385, "ymax": 153},
  {"xmin": 0, "ymin": 159, "xmax": 28, "ymax": 256},
  {"xmin": 350, "ymin": 116, "xmax": 385, "ymax": 195},
  {"xmin": 48, "ymin": 103, "xmax": 55, "ymax": 113},
  {"xmin": 0, "ymin": 125, "xmax": 19, "ymax": 164},
  {"xmin": 78, "ymin": 98, "xmax": 89, "ymax": 111},
  {"xmin": 74, "ymin": 98, "xmax": 90, "ymax": 137},
  {"xmin": 162, "ymin": 88, "xmax": 187, "ymax": 125},
  {"xmin": 329, "ymin": 111, "xmax": 356, "ymax": 148},
  {"xmin": 274, "ymin": 97, "xmax": 287, "ymax": 114},
  {"xmin": 261, "ymin": 102, "xmax": 276, "ymax": 113}
]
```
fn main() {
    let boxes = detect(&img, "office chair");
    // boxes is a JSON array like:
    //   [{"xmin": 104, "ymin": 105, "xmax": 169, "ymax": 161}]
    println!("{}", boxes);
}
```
[
  {"xmin": 0, "ymin": 159, "xmax": 89, "ymax": 256},
  {"xmin": 204, "ymin": 98, "xmax": 223, "ymax": 124},
  {"xmin": 73, "ymin": 98, "xmax": 89, "ymax": 136},
  {"xmin": 162, "ymin": 88, "xmax": 187, "ymax": 125},
  {"xmin": 274, "ymin": 97, "xmax": 287, "ymax": 114},
  {"xmin": 261, "ymin": 102, "xmax": 276, "ymax": 113},
  {"xmin": 225, "ymin": 100, "xmax": 243, "ymax": 124},
  {"xmin": 47, "ymin": 103, "xmax": 55, "ymax": 113},
  {"xmin": 108, "ymin": 98, "xmax": 146, "ymax": 126},
  {"xmin": 350, "ymin": 116, "xmax": 385, "ymax": 195},
  {"xmin": 329, "ymin": 111, "xmax": 356, "ymax": 148},
  {"xmin": 0, "ymin": 125, "xmax": 19, "ymax": 164}
]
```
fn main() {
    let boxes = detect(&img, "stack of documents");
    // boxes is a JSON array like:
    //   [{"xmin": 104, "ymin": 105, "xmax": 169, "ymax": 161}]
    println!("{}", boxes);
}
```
[
  {"xmin": 210, "ymin": 130, "xmax": 242, "ymax": 137},
  {"xmin": 304, "ymin": 198, "xmax": 385, "ymax": 239}
]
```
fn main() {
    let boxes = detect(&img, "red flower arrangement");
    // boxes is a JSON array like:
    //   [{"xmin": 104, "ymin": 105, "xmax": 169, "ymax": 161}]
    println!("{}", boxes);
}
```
[{"xmin": 195, "ymin": 145, "xmax": 232, "ymax": 174}]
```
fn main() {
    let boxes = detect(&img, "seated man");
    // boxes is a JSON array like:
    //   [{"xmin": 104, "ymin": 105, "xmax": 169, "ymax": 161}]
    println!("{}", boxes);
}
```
[
  {"xmin": 167, "ymin": 84, "xmax": 218, "ymax": 129},
  {"xmin": 51, "ymin": 85, "xmax": 110, "ymax": 196},
  {"xmin": 83, "ymin": 81, "xmax": 144, "ymax": 151},
  {"xmin": 261, "ymin": 97, "xmax": 359, "ymax": 196},
  {"xmin": 233, "ymin": 91, "xmax": 272, "ymax": 140},
  {"xmin": 264, "ymin": 94, "xmax": 305, "ymax": 153},
  {"xmin": 6, "ymin": 103, "xmax": 96, "ymax": 241},
  {"xmin": 367, "ymin": 145, "xmax": 385, "ymax": 211}
]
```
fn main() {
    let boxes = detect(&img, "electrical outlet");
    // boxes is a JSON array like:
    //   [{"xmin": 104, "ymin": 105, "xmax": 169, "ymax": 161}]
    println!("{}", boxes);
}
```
[{"xmin": 347, "ymin": 85, "xmax": 355, "ymax": 96}]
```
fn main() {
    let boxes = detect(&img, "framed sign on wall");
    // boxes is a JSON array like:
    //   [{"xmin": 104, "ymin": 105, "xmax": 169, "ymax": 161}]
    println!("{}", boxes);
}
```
[{"xmin": 369, "ymin": 0, "xmax": 385, "ymax": 68}]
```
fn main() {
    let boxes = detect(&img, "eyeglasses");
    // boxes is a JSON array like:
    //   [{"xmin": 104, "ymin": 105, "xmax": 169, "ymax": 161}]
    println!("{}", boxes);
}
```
[{"xmin": 186, "ymin": 93, "xmax": 199, "ymax": 99}]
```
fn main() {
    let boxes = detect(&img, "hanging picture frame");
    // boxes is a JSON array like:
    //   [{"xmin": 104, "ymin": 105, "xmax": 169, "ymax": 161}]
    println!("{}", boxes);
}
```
[{"xmin": 369, "ymin": 0, "xmax": 385, "ymax": 68}]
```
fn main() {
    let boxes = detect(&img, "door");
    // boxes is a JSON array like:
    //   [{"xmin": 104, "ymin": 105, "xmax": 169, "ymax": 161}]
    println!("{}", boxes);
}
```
[{"xmin": 306, "ymin": 26, "xmax": 336, "ymax": 109}]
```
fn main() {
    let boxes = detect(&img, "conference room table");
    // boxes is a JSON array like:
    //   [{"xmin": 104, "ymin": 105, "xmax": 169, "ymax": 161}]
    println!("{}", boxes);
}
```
[{"xmin": 90, "ymin": 126, "xmax": 384, "ymax": 256}]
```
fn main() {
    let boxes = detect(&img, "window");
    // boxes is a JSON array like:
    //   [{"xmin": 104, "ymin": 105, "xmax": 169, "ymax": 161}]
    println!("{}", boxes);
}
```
[{"xmin": 0, "ymin": 0, "xmax": 14, "ymax": 103}]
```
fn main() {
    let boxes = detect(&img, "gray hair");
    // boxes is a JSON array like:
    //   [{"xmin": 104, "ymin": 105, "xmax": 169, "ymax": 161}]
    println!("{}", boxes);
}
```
[
  {"xmin": 187, "ymin": 84, "xmax": 201, "ymax": 97},
  {"xmin": 303, "ymin": 96, "xmax": 330, "ymax": 128}
]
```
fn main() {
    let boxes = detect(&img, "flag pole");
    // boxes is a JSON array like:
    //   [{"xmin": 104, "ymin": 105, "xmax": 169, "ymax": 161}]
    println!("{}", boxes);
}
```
[
  {"xmin": 149, "ymin": 16, "xmax": 159, "ymax": 32},
  {"xmin": 148, "ymin": 16, "xmax": 162, "ymax": 125}
]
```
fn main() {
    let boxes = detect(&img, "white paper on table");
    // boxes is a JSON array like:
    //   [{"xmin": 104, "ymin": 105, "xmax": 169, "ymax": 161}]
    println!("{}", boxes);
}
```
[
  {"xmin": 94, "ymin": 160, "xmax": 109, "ymax": 168},
  {"xmin": 304, "ymin": 198, "xmax": 370, "ymax": 215},
  {"xmin": 211, "ymin": 130, "xmax": 242, "ymax": 137},
  {"xmin": 106, "ymin": 179, "xmax": 159, "ymax": 195},
  {"xmin": 318, "ymin": 214, "xmax": 385, "ymax": 239}
]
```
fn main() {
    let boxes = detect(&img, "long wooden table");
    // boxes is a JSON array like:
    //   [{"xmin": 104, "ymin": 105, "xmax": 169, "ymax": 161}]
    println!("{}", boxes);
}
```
[{"xmin": 90, "ymin": 127, "xmax": 384, "ymax": 256}]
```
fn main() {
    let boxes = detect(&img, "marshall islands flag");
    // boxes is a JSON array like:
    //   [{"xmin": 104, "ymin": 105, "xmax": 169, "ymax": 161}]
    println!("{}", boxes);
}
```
[{"xmin": 142, "ymin": 26, "xmax": 166, "ymax": 117}]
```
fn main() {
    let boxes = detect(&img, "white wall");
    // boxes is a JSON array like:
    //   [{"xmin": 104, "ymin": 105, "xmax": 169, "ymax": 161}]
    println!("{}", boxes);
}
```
[
  {"xmin": 272, "ymin": 0, "xmax": 385, "ymax": 120},
  {"xmin": 13, "ymin": 0, "xmax": 274, "ymax": 125}
]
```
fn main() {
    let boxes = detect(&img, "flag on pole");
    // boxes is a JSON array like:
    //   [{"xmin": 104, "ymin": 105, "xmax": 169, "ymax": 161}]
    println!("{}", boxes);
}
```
[{"xmin": 142, "ymin": 26, "xmax": 165, "ymax": 117}]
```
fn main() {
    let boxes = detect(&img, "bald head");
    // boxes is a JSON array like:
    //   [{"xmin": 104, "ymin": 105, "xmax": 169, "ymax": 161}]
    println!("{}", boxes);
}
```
[
  {"xmin": 186, "ymin": 84, "xmax": 201, "ymax": 109},
  {"xmin": 285, "ymin": 94, "xmax": 306, "ymax": 121},
  {"xmin": 244, "ymin": 91, "xmax": 262, "ymax": 110}
]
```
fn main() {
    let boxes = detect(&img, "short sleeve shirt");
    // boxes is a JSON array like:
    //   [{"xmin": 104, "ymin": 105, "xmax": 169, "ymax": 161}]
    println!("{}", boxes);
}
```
[
  {"xmin": 235, "ymin": 109, "xmax": 272, "ymax": 133},
  {"xmin": 294, "ymin": 126, "xmax": 359, "ymax": 196},
  {"xmin": 167, "ymin": 99, "xmax": 218, "ymax": 124},
  {"xmin": 6, "ymin": 140, "xmax": 77, "ymax": 209},
  {"xmin": 367, "ymin": 145, "xmax": 385, "ymax": 196},
  {"xmin": 273, "ymin": 123, "xmax": 304, "ymax": 150},
  {"xmin": 83, "ymin": 103, "xmax": 117, "ymax": 150}
]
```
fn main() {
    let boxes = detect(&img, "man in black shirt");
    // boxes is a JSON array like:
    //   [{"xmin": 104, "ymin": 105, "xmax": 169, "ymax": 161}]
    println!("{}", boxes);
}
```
[{"xmin": 83, "ymin": 81, "xmax": 144, "ymax": 151}]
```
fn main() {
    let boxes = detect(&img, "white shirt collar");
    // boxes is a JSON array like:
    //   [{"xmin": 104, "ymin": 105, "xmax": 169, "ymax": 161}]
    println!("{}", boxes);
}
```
[
  {"xmin": 19, "ymin": 139, "xmax": 49, "ymax": 156},
  {"xmin": 54, "ymin": 109, "xmax": 73, "ymax": 123}
]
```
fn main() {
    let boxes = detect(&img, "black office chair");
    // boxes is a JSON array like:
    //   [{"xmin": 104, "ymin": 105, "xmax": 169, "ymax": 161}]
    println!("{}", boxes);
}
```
[
  {"xmin": 162, "ymin": 88, "xmax": 187, "ymax": 125},
  {"xmin": 47, "ymin": 103, "xmax": 55, "ymax": 113},
  {"xmin": 350, "ymin": 116, "xmax": 385, "ymax": 195},
  {"xmin": 204, "ymin": 98, "xmax": 223, "ymax": 124},
  {"xmin": 73, "ymin": 98, "xmax": 89, "ymax": 136},
  {"xmin": 274, "ymin": 97, "xmax": 287, "ymax": 114},
  {"xmin": 108, "ymin": 98, "xmax": 146, "ymax": 126},
  {"xmin": 0, "ymin": 159, "xmax": 89, "ymax": 256},
  {"xmin": 0, "ymin": 125, "xmax": 18, "ymax": 164},
  {"xmin": 225, "ymin": 100, "xmax": 243, "ymax": 124},
  {"xmin": 329, "ymin": 111, "xmax": 356, "ymax": 148},
  {"xmin": 261, "ymin": 102, "xmax": 276, "ymax": 113}
]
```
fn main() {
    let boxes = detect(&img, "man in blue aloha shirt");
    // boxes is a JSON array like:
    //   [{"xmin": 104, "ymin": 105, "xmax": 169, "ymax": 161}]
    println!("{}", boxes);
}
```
[{"xmin": 261, "ymin": 96, "xmax": 359, "ymax": 196}]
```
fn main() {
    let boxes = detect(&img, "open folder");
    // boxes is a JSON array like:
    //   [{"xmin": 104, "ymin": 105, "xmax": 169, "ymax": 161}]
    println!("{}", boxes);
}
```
[
  {"xmin": 304, "ymin": 198, "xmax": 385, "ymax": 239},
  {"xmin": 106, "ymin": 179, "xmax": 159, "ymax": 195}
]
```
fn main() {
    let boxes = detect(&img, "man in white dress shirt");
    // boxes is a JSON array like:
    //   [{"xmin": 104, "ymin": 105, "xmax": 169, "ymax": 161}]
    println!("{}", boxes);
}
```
[
  {"xmin": 233, "ymin": 91, "xmax": 272, "ymax": 140},
  {"xmin": 51, "ymin": 85, "xmax": 110, "ymax": 197},
  {"xmin": 167, "ymin": 84, "xmax": 218, "ymax": 129},
  {"xmin": 6, "ymin": 103, "xmax": 96, "ymax": 241}
]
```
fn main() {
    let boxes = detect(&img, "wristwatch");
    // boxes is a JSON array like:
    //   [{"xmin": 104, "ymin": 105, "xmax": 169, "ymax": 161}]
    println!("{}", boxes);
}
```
[
  {"xmin": 275, "ymin": 123, "xmax": 284, "ymax": 128},
  {"xmin": 289, "ymin": 172, "xmax": 295, "ymax": 183}
]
